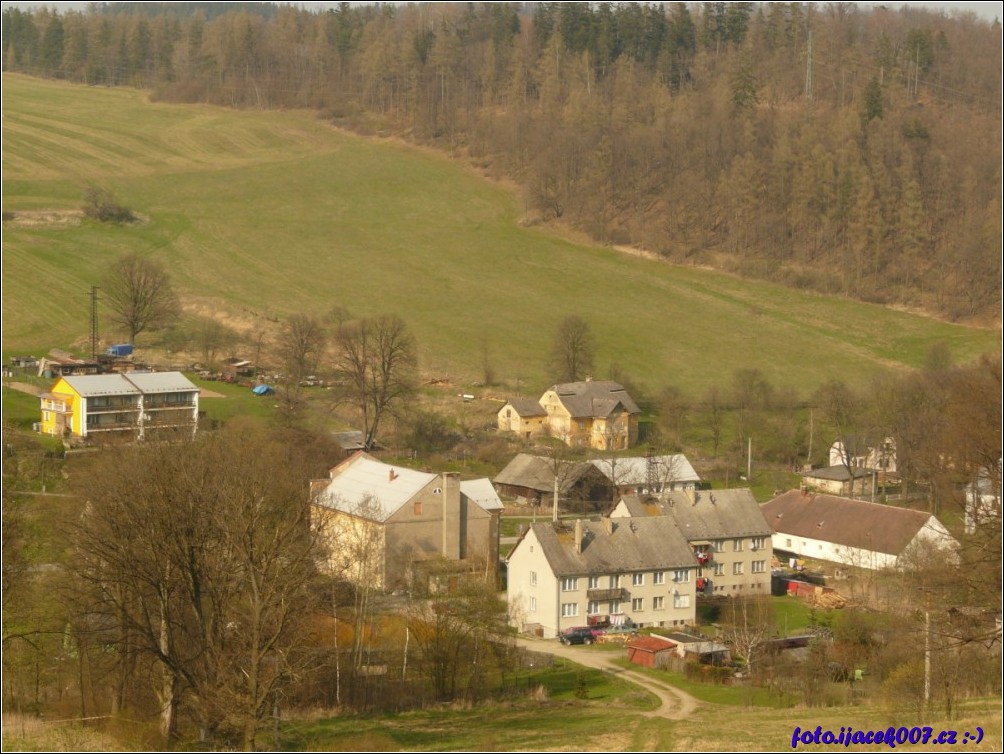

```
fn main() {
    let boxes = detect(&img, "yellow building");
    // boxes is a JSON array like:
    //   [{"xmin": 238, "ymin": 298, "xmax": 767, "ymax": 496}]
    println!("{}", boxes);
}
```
[
  {"xmin": 497, "ymin": 380, "xmax": 640, "ymax": 450},
  {"xmin": 40, "ymin": 372, "xmax": 199, "ymax": 441}
]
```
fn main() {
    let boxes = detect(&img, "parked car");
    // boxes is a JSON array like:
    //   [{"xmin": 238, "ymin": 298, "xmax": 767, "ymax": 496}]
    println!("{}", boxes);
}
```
[
  {"xmin": 560, "ymin": 626, "xmax": 599, "ymax": 645},
  {"xmin": 604, "ymin": 618, "xmax": 638, "ymax": 636}
]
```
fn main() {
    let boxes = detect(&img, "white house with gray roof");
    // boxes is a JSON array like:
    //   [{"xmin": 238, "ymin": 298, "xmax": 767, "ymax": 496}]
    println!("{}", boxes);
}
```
[
  {"xmin": 506, "ymin": 517, "xmax": 699, "ymax": 638},
  {"xmin": 590, "ymin": 454, "xmax": 701, "ymax": 495},
  {"xmin": 611, "ymin": 488, "xmax": 773, "ymax": 596},
  {"xmin": 311, "ymin": 452, "xmax": 501, "ymax": 592}
]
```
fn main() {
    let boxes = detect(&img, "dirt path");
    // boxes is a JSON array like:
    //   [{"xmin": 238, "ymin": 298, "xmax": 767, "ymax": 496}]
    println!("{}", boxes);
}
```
[
  {"xmin": 6, "ymin": 382, "xmax": 43, "ymax": 396},
  {"xmin": 517, "ymin": 637, "xmax": 699, "ymax": 720}
]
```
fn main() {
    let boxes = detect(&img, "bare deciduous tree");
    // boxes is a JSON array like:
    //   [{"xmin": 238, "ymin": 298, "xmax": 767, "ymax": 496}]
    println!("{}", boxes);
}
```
[
  {"xmin": 549, "ymin": 315, "xmax": 595, "ymax": 384},
  {"xmin": 720, "ymin": 595, "xmax": 773, "ymax": 676},
  {"xmin": 103, "ymin": 252, "xmax": 180, "ymax": 344},
  {"xmin": 333, "ymin": 315, "xmax": 417, "ymax": 449},
  {"xmin": 278, "ymin": 314, "xmax": 326, "ymax": 381},
  {"xmin": 71, "ymin": 425, "xmax": 327, "ymax": 749}
]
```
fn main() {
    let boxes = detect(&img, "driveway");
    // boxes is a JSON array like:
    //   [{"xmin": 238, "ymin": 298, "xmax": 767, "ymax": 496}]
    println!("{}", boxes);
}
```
[{"xmin": 516, "ymin": 637, "xmax": 698, "ymax": 720}]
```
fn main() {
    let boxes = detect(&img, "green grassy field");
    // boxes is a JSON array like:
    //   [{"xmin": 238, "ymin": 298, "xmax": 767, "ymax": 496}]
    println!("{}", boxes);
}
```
[{"xmin": 2, "ymin": 74, "xmax": 999, "ymax": 398}]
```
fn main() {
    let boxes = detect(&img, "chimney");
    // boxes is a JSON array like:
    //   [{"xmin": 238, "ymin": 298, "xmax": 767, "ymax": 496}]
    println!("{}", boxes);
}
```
[
  {"xmin": 574, "ymin": 519, "xmax": 584, "ymax": 553},
  {"xmin": 603, "ymin": 517, "xmax": 614, "ymax": 535},
  {"xmin": 388, "ymin": 469, "xmax": 398, "ymax": 482},
  {"xmin": 685, "ymin": 488, "xmax": 696, "ymax": 505},
  {"xmin": 441, "ymin": 472, "xmax": 462, "ymax": 560}
]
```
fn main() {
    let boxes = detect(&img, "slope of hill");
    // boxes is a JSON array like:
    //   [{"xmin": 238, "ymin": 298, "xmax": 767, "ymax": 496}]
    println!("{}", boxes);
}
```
[{"xmin": 2, "ymin": 74, "xmax": 998, "ymax": 396}]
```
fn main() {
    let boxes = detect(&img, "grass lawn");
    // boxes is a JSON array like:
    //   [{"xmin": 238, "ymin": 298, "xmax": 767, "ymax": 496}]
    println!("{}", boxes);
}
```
[
  {"xmin": 3, "ymin": 74, "xmax": 999, "ymax": 400},
  {"xmin": 279, "ymin": 661, "xmax": 658, "ymax": 751}
]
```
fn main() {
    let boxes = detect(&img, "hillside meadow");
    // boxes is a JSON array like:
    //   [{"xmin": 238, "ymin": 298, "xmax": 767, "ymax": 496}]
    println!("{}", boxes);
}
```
[{"xmin": 2, "ymin": 73, "xmax": 999, "ymax": 397}]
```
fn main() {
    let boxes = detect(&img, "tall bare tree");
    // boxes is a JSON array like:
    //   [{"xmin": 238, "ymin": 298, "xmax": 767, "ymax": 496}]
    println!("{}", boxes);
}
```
[
  {"xmin": 71, "ymin": 425, "xmax": 327, "ymax": 749},
  {"xmin": 333, "ymin": 315, "xmax": 417, "ymax": 449},
  {"xmin": 278, "ymin": 313, "xmax": 326, "ymax": 381},
  {"xmin": 549, "ymin": 315, "xmax": 595, "ymax": 383},
  {"xmin": 720, "ymin": 595, "xmax": 773, "ymax": 676},
  {"xmin": 103, "ymin": 252, "xmax": 180, "ymax": 344}
]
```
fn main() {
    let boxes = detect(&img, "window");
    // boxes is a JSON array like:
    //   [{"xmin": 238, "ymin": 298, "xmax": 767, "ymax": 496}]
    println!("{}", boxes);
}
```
[
  {"xmin": 530, "ymin": 571, "xmax": 537, "ymax": 586},
  {"xmin": 561, "ymin": 603, "xmax": 579, "ymax": 618},
  {"xmin": 752, "ymin": 560, "xmax": 766, "ymax": 574},
  {"xmin": 786, "ymin": 538, "xmax": 792, "ymax": 548},
  {"xmin": 714, "ymin": 563, "xmax": 725, "ymax": 576},
  {"xmin": 713, "ymin": 540, "xmax": 725, "ymax": 553},
  {"xmin": 588, "ymin": 576, "xmax": 600, "ymax": 589},
  {"xmin": 609, "ymin": 575, "xmax": 620, "ymax": 589},
  {"xmin": 654, "ymin": 571, "xmax": 665, "ymax": 585},
  {"xmin": 733, "ymin": 562, "xmax": 744, "ymax": 576},
  {"xmin": 631, "ymin": 598, "xmax": 644, "ymax": 611},
  {"xmin": 529, "ymin": 596, "xmax": 537, "ymax": 612},
  {"xmin": 673, "ymin": 593, "xmax": 690, "ymax": 609},
  {"xmin": 561, "ymin": 577, "xmax": 579, "ymax": 592},
  {"xmin": 610, "ymin": 601, "xmax": 621, "ymax": 614},
  {"xmin": 632, "ymin": 573, "xmax": 644, "ymax": 586},
  {"xmin": 733, "ymin": 538, "xmax": 743, "ymax": 552},
  {"xmin": 672, "ymin": 569, "xmax": 690, "ymax": 583},
  {"xmin": 587, "ymin": 601, "xmax": 600, "ymax": 615},
  {"xmin": 653, "ymin": 596, "xmax": 665, "ymax": 610},
  {"xmin": 413, "ymin": 501, "xmax": 423, "ymax": 515},
  {"xmin": 751, "ymin": 536, "xmax": 766, "ymax": 551}
]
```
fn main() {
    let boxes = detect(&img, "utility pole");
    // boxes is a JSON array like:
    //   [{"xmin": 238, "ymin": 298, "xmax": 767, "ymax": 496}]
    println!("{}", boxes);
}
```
[
  {"xmin": 805, "ymin": 29, "xmax": 814, "ymax": 103},
  {"xmin": 552, "ymin": 472, "xmax": 559, "ymax": 523},
  {"xmin": 924, "ymin": 608, "xmax": 931, "ymax": 705},
  {"xmin": 89, "ymin": 286, "xmax": 100, "ymax": 361},
  {"xmin": 747, "ymin": 437, "xmax": 752, "ymax": 482}
]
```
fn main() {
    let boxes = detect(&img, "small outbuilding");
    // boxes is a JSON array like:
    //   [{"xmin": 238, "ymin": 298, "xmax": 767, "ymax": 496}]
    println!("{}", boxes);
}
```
[{"xmin": 626, "ymin": 635, "xmax": 678, "ymax": 669}]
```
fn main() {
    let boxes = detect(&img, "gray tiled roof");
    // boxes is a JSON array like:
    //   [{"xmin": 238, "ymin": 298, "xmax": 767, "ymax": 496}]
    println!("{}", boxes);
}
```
[
  {"xmin": 619, "ymin": 489, "xmax": 772, "ymax": 539},
  {"xmin": 528, "ymin": 517, "xmax": 697, "ymax": 576},
  {"xmin": 60, "ymin": 374, "xmax": 141, "ymax": 397},
  {"xmin": 590, "ymin": 455, "xmax": 700, "ymax": 486},
  {"xmin": 803, "ymin": 465, "xmax": 873, "ymax": 482},
  {"xmin": 492, "ymin": 453, "xmax": 597, "ymax": 493},
  {"xmin": 123, "ymin": 372, "xmax": 199, "ymax": 394},
  {"xmin": 549, "ymin": 380, "xmax": 641, "ymax": 418},
  {"xmin": 761, "ymin": 489, "xmax": 942, "ymax": 556},
  {"xmin": 501, "ymin": 397, "xmax": 546, "ymax": 417},
  {"xmin": 60, "ymin": 371, "xmax": 197, "ymax": 397},
  {"xmin": 314, "ymin": 452, "xmax": 437, "ymax": 522}
]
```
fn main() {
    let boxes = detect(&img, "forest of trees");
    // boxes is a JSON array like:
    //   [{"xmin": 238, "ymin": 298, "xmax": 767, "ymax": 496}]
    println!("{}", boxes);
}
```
[{"xmin": 3, "ymin": 2, "xmax": 1000, "ymax": 321}]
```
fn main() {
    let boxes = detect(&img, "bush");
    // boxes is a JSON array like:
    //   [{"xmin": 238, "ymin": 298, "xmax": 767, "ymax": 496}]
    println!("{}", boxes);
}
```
[{"xmin": 82, "ymin": 185, "xmax": 135, "ymax": 223}]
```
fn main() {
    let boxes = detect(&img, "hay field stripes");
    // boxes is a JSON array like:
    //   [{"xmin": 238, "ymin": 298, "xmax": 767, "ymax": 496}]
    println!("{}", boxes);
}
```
[{"xmin": 2, "ymin": 74, "xmax": 998, "ymax": 394}]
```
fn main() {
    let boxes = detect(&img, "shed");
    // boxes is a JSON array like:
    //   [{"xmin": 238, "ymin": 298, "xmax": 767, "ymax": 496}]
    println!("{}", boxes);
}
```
[{"xmin": 626, "ymin": 635, "xmax": 677, "ymax": 669}]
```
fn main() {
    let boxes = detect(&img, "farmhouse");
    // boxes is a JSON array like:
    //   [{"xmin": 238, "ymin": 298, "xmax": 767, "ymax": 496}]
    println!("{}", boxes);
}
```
[
  {"xmin": 800, "ymin": 464, "xmax": 876, "ymax": 496},
  {"xmin": 829, "ymin": 435, "xmax": 898, "ymax": 477},
  {"xmin": 507, "ymin": 517, "xmax": 699, "ymax": 639},
  {"xmin": 39, "ymin": 371, "xmax": 199, "ymax": 440},
  {"xmin": 311, "ymin": 452, "xmax": 501, "ymax": 593},
  {"xmin": 497, "ymin": 379, "xmax": 640, "ymax": 450},
  {"xmin": 965, "ymin": 470, "xmax": 1001, "ymax": 535},
  {"xmin": 762, "ymin": 489, "xmax": 958, "ymax": 571},
  {"xmin": 610, "ymin": 488, "xmax": 773, "ymax": 595}
]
